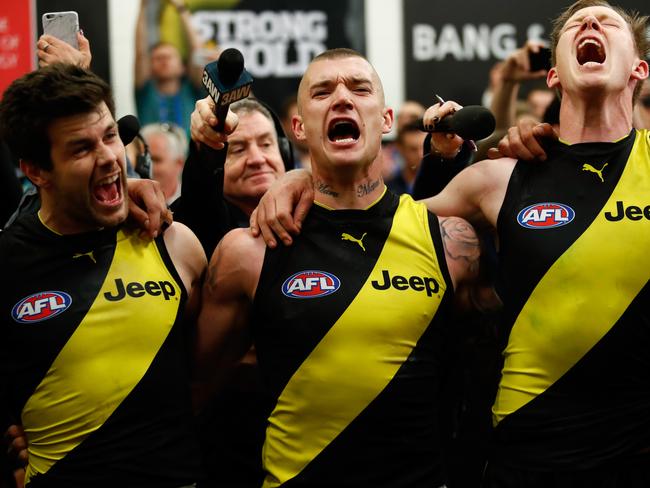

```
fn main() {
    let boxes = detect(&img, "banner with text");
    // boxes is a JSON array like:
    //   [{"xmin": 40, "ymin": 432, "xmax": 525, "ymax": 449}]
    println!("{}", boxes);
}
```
[
  {"xmin": 404, "ymin": 0, "xmax": 649, "ymax": 107},
  {"xmin": 187, "ymin": 0, "xmax": 365, "ymax": 114}
]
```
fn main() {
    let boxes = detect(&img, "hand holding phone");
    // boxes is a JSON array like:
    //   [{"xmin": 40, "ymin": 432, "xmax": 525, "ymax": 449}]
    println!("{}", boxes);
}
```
[
  {"xmin": 528, "ymin": 46, "xmax": 552, "ymax": 72},
  {"xmin": 42, "ymin": 11, "xmax": 79, "ymax": 49}
]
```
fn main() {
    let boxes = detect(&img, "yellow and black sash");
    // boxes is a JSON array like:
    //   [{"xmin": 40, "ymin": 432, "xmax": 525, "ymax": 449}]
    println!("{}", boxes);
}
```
[
  {"xmin": 253, "ymin": 192, "xmax": 453, "ymax": 487},
  {"xmin": 492, "ymin": 129, "xmax": 650, "ymax": 468},
  {"xmin": 20, "ymin": 229, "xmax": 183, "ymax": 484}
]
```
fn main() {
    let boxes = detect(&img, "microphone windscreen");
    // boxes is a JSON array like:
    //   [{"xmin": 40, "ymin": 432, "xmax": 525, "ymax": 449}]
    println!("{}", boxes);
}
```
[
  {"xmin": 217, "ymin": 48, "xmax": 245, "ymax": 86},
  {"xmin": 417, "ymin": 105, "xmax": 496, "ymax": 141},
  {"xmin": 117, "ymin": 115, "xmax": 140, "ymax": 145}
]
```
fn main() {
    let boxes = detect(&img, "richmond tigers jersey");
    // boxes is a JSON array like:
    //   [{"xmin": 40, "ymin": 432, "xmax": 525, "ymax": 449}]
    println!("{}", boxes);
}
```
[
  {"xmin": 0, "ymin": 214, "xmax": 201, "ymax": 487},
  {"xmin": 252, "ymin": 190, "xmax": 454, "ymax": 488},
  {"xmin": 492, "ymin": 129, "xmax": 650, "ymax": 470}
]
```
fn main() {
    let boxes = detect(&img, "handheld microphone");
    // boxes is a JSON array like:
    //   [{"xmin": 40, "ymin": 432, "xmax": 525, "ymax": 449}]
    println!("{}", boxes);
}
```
[
  {"xmin": 417, "ymin": 105, "xmax": 496, "ymax": 141},
  {"xmin": 117, "ymin": 115, "xmax": 152, "ymax": 179},
  {"xmin": 202, "ymin": 48, "xmax": 254, "ymax": 132},
  {"xmin": 117, "ymin": 115, "xmax": 140, "ymax": 146}
]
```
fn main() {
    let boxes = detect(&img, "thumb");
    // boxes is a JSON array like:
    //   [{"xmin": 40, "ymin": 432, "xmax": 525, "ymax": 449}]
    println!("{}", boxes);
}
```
[
  {"xmin": 487, "ymin": 147, "xmax": 502, "ymax": 159},
  {"xmin": 533, "ymin": 123, "xmax": 557, "ymax": 139},
  {"xmin": 77, "ymin": 31, "xmax": 91, "ymax": 54}
]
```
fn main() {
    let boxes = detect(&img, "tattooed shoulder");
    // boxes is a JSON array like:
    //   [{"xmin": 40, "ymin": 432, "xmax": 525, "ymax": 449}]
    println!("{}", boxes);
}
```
[{"xmin": 439, "ymin": 217, "xmax": 480, "ymax": 273}]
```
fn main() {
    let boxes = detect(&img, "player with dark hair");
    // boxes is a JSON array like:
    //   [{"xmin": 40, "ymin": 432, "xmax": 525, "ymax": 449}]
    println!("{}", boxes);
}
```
[{"xmin": 0, "ymin": 63, "xmax": 206, "ymax": 487}]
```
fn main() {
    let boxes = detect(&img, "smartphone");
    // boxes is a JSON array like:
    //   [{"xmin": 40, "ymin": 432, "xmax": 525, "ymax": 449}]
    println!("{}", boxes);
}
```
[
  {"xmin": 528, "ymin": 46, "xmax": 552, "ymax": 72},
  {"xmin": 42, "ymin": 11, "xmax": 79, "ymax": 49}
]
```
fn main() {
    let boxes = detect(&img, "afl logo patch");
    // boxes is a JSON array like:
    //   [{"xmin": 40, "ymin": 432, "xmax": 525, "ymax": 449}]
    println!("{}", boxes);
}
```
[
  {"xmin": 517, "ymin": 203, "xmax": 575, "ymax": 229},
  {"xmin": 282, "ymin": 270, "xmax": 341, "ymax": 299},
  {"xmin": 11, "ymin": 291, "xmax": 72, "ymax": 324}
]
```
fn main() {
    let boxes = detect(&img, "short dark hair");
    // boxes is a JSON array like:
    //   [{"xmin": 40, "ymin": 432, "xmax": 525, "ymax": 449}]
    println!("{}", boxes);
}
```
[
  {"xmin": 550, "ymin": 0, "xmax": 649, "ymax": 101},
  {"xmin": 312, "ymin": 47, "xmax": 368, "ymax": 64},
  {"xmin": 0, "ymin": 63, "xmax": 115, "ymax": 170}
]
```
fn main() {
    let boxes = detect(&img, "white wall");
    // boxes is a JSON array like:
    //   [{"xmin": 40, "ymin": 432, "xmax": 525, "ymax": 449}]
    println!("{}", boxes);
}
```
[
  {"xmin": 365, "ymin": 0, "xmax": 403, "ymax": 137},
  {"xmin": 108, "ymin": 0, "xmax": 139, "ymax": 118}
]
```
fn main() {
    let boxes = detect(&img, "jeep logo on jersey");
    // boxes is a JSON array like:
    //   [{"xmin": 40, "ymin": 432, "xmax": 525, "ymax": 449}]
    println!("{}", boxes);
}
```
[
  {"xmin": 371, "ymin": 270, "xmax": 440, "ymax": 297},
  {"xmin": 517, "ymin": 203, "xmax": 575, "ymax": 229},
  {"xmin": 12, "ymin": 291, "xmax": 72, "ymax": 323},
  {"xmin": 103, "ymin": 278, "xmax": 176, "ymax": 302},
  {"xmin": 282, "ymin": 271, "xmax": 341, "ymax": 299}
]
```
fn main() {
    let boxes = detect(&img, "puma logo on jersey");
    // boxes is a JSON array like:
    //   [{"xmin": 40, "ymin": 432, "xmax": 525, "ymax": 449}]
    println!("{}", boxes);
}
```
[
  {"xmin": 73, "ymin": 250, "xmax": 96, "ymax": 264},
  {"xmin": 341, "ymin": 232, "xmax": 367, "ymax": 251},
  {"xmin": 582, "ymin": 163, "xmax": 608, "ymax": 182}
]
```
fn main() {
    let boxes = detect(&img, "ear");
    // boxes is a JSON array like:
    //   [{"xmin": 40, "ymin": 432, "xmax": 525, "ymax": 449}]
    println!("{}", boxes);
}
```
[
  {"xmin": 631, "ymin": 58, "xmax": 649, "ymax": 82},
  {"xmin": 381, "ymin": 107, "xmax": 394, "ymax": 135},
  {"xmin": 291, "ymin": 114, "xmax": 306, "ymax": 141},
  {"xmin": 547, "ymin": 66, "xmax": 561, "ymax": 90},
  {"xmin": 20, "ymin": 160, "xmax": 51, "ymax": 189}
]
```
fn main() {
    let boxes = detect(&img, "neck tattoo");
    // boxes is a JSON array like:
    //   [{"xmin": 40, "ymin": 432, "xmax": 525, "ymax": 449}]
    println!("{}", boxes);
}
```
[
  {"xmin": 316, "ymin": 180, "xmax": 339, "ymax": 197},
  {"xmin": 357, "ymin": 178, "xmax": 381, "ymax": 197}
]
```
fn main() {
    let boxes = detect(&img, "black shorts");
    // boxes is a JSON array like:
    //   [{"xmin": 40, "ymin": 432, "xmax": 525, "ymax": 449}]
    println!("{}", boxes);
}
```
[{"xmin": 482, "ymin": 454, "xmax": 650, "ymax": 488}]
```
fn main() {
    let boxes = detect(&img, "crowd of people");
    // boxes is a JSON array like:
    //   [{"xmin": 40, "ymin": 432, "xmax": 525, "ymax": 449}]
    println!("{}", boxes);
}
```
[{"xmin": 1, "ymin": 0, "xmax": 650, "ymax": 487}]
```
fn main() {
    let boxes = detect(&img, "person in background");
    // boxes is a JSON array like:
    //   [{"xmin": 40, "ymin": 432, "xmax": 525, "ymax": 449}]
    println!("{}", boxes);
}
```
[
  {"xmin": 381, "ymin": 100, "xmax": 426, "ymax": 182},
  {"xmin": 141, "ymin": 122, "xmax": 187, "ymax": 204},
  {"xmin": 134, "ymin": 0, "xmax": 204, "ymax": 137},
  {"xmin": 475, "ymin": 41, "xmax": 555, "ymax": 162},
  {"xmin": 279, "ymin": 94, "xmax": 311, "ymax": 170},
  {"xmin": 174, "ymin": 96, "xmax": 290, "ymax": 488},
  {"xmin": 385, "ymin": 122, "xmax": 427, "ymax": 195}
]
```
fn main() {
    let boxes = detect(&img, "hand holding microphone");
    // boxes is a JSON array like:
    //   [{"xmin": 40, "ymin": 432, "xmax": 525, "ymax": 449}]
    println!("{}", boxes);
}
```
[
  {"xmin": 420, "ymin": 96, "xmax": 496, "ymax": 159},
  {"xmin": 193, "ymin": 48, "xmax": 253, "ymax": 151}
]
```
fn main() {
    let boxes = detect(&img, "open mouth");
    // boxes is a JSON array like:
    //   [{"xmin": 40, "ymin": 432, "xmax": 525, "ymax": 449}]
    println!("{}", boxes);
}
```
[
  {"xmin": 328, "ymin": 119, "xmax": 360, "ymax": 144},
  {"xmin": 93, "ymin": 174, "xmax": 122, "ymax": 206},
  {"xmin": 576, "ymin": 38, "xmax": 606, "ymax": 65}
]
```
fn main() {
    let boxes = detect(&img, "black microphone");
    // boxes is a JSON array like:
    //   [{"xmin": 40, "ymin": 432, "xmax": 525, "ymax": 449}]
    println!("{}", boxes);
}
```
[
  {"xmin": 417, "ymin": 105, "xmax": 496, "ymax": 141},
  {"xmin": 117, "ymin": 114, "xmax": 140, "ymax": 145},
  {"xmin": 117, "ymin": 115, "xmax": 151, "ymax": 179},
  {"xmin": 202, "ymin": 48, "xmax": 254, "ymax": 132}
]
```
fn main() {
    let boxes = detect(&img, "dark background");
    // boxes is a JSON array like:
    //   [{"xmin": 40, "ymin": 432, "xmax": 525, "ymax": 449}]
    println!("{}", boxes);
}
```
[{"xmin": 404, "ymin": 0, "xmax": 650, "ymax": 106}]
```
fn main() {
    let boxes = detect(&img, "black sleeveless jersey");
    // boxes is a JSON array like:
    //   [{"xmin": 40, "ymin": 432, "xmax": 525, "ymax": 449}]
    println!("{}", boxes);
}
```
[
  {"xmin": 0, "ymin": 214, "xmax": 202, "ymax": 487},
  {"xmin": 492, "ymin": 129, "xmax": 650, "ymax": 470},
  {"xmin": 252, "ymin": 190, "xmax": 454, "ymax": 487}
]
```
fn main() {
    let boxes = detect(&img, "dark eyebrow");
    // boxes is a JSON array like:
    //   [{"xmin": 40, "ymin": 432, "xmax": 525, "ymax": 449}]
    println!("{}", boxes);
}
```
[{"xmin": 64, "ymin": 122, "xmax": 118, "ymax": 151}]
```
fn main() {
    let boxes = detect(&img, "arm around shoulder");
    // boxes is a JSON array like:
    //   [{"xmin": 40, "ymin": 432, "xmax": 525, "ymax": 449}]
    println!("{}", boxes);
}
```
[{"xmin": 420, "ymin": 156, "xmax": 515, "ymax": 228}]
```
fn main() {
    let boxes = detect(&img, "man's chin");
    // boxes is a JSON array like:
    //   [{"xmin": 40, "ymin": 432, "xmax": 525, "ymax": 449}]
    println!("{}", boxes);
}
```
[{"xmin": 93, "ymin": 203, "xmax": 128, "ymax": 229}]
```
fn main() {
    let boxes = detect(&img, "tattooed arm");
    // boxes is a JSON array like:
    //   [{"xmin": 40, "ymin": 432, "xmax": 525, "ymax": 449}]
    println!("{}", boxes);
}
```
[{"xmin": 439, "ymin": 217, "xmax": 501, "ymax": 312}]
